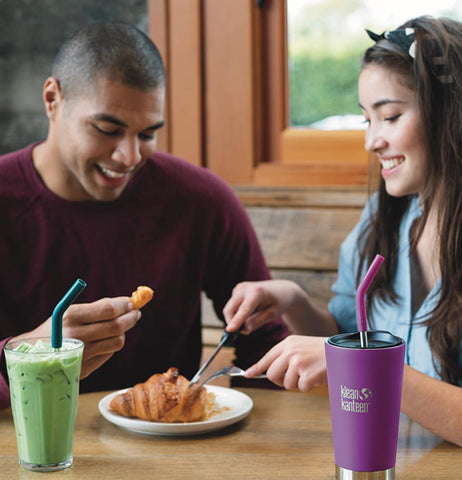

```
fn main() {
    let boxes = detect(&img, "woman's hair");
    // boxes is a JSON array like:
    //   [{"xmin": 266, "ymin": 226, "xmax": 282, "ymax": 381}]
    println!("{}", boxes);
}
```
[{"xmin": 358, "ymin": 16, "xmax": 462, "ymax": 384}]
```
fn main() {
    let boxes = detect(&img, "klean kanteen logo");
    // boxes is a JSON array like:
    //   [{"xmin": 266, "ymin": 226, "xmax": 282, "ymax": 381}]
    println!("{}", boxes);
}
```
[{"xmin": 340, "ymin": 385, "xmax": 372, "ymax": 413}]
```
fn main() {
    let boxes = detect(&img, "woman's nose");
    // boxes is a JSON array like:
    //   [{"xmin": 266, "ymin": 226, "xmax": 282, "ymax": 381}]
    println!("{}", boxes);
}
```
[{"xmin": 364, "ymin": 126, "xmax": 387, "ymax": 153}]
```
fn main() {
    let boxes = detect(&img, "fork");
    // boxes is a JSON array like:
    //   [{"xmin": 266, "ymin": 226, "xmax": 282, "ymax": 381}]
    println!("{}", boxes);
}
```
[{"xmin": 197, "ymin": 365, "xmax": 267, "ymax": 387}]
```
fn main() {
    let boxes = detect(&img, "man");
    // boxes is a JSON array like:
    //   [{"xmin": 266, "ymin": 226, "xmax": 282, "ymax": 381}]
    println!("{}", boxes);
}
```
[{"xmin": 0, "ymin": 21, "xmax": 288, "ymax": 407}]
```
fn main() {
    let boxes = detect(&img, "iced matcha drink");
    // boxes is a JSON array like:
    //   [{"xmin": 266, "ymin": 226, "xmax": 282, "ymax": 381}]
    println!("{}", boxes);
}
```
[{"xmin": 4, "ymin": 337, "xmax": 84, "ymax": 472}]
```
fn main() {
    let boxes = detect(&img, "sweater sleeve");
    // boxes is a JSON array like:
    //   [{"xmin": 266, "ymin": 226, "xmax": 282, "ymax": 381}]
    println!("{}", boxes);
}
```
[
  {"xmin": 0, "ymin": 337, "xmax": 11, "ymax": 409},
  {"xmin": 202, "ymin": 179, "xmax": 290, "ymax": 373}
]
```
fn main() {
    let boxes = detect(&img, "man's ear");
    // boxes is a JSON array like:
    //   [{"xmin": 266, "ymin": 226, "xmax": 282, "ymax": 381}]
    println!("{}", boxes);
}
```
[{"xmin": 43, "ymin": 77, "xmax": 64, "ymax": 120}]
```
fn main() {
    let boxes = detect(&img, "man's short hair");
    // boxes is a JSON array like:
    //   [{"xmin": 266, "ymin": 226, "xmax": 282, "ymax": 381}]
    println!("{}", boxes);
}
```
[{"xmin": 52, "ymin": 21, "xmax": 165, "ymax": 99}]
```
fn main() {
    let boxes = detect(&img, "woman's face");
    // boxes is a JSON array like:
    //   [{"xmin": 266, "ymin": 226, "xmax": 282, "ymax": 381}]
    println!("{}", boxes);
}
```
[{"xmin": 359, "ymin": 64, "xmax": 428, "ymax": 198}]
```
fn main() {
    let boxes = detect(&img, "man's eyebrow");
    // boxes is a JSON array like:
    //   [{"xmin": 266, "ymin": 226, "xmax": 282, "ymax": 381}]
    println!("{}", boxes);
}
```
[
  {"xmin": 359, "ymin": 99, "xmax": 407, "ymax": 110},
  {"xmin": 144, "ymin": 120, "xmax": 165, "ymax": 131},
  {"xmin": 91, "ymin": 113, "xmax": 127, "ymax": 127},
  {"xmin": 91, "ymin": 113, "xmax": 165, "ymax": 130}
]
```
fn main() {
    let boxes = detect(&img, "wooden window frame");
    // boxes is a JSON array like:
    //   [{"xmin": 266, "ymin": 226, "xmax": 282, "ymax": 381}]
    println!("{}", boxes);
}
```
[{"xmin": 148, "ymin": 0, "xmax": 368, "ymax": 187}]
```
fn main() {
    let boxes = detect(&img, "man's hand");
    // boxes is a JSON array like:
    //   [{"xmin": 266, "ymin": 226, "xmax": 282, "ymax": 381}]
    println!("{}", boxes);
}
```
[
  {"xmin": 12, "ymin": 297, "xmax": 141, "ymax": 379},
  {"xmin": 223, "ymin": 280, "xmax": 302, "ymax": 334}
]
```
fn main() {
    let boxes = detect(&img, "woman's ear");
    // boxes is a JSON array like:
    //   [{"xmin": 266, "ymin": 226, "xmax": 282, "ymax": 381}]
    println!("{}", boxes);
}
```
[{"xmin": 42, "ymin": 77, "xmax": 63, "ymax": 120}]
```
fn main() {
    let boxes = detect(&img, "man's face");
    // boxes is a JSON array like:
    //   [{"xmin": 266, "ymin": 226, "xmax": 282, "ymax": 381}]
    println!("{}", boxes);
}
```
[{"xmin": 51, "ymin": 77, "xmax": 165, "ymax": 201}]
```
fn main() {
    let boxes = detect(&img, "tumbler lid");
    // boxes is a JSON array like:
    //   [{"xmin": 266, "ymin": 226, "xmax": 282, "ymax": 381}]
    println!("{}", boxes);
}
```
[{"xmin": 327, "ymin": 330, "xmax": 404, "ymax": 349}]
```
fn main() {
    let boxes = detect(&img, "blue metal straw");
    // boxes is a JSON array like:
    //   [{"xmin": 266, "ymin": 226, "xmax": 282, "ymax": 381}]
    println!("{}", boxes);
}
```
[{"xmin": 51, "ymin": 279, "xmax": 86, "ymax": 348}]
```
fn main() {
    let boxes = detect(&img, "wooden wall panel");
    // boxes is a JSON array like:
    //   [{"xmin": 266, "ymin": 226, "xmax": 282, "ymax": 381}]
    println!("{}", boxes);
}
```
[
  {"xmin": 169, "ymin": 0, "xmax": 203, "ymax": 166},
  {"xmin": 148, "ymin": 0, "xmax": 170, "ymax": 153},
  {"xmin": 246, "ymin": 206, "xmax": 361, "ymax": 270},
  {"xmin": 254, "ymin": 163, "xmax": 369, "ymax": 186},
  {"xmin": 271, "ymin": 269, "xmax": 337, "ymax": 310},
  {"xmin": 281, "ymin": 129, "xmax": 367, "ymax": 165},
  {"xmin": 203, "ymin": 0, "xmax": 255, "ymax": 183},
  {"xmin": 260, "ymin": 0, "xmax": 287, "ymax": 166},
  {"xmin": 234, "ymin": 185, "xmax": 368, "ymax": 208}
]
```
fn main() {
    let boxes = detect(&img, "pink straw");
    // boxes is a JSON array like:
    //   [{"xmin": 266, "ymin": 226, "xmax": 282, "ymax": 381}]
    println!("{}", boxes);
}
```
[{"xmin": 356, "ymin": 254, "xmax": 384, "ymax": 335}]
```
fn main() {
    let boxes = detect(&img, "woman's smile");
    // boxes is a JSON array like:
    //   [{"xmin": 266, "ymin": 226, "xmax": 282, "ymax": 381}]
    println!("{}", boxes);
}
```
[{"xmin": 359, "ymin": 65, "xmax": 427, "ymax": 198}]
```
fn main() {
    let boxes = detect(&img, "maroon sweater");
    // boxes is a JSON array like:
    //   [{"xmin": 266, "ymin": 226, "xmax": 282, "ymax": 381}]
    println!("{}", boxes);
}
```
[{"xmin": 0, "ymin": 144, "xmax": 288, "ymax": 407}]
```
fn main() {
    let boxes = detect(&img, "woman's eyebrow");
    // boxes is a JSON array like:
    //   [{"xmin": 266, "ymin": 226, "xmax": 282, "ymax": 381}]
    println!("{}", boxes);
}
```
[{"xmin": 359, "ymin": 99, "xmax": 407, "ymax": 110}]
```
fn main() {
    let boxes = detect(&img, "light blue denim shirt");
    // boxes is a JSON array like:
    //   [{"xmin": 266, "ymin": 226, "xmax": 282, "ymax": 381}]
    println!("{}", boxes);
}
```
[{"xmin": 328, "ymin": 193, "xmax": 442, "ymax": 380}]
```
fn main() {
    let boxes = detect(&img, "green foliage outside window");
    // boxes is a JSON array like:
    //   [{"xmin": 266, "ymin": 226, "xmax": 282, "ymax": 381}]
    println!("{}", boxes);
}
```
[
  {"xmin": 287, "ymin": 0, "xmax": 462, "ymax": 127},
  {"xmin": 289, "ymin": 50, "xmax": 362, "ymax": 126}
]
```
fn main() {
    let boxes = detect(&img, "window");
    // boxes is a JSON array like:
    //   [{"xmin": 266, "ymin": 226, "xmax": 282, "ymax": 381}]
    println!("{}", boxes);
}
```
[
  {"xmin": 256, "ymin": 0, "xmax": 368, "ymax": 185},
  {"xmin": 287, "ymin": 0, "xmax": 366, "ymax": 129},
  {"xmin": 287, "ymin": 0, "xmax": 462, "ymax": 129},
  {"xmin": 147, "ymin": 0, "xmax": 462, "ymax": 187}
]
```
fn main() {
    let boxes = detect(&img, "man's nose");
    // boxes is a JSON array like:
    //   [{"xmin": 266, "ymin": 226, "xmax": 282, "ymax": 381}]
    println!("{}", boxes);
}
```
[{"xmin": 112, "ymin": 136, "xmax": 142, "ymax": 167}]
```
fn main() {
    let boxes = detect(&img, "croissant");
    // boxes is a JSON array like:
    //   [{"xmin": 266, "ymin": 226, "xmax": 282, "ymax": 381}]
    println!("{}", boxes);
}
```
[
  {"xmin": 130, "ymin": 286, "xmax": 154, "ymax": 309},
  {"xmin": 109, "ymin": 367, "xmax": 215, "ymax": 423}
]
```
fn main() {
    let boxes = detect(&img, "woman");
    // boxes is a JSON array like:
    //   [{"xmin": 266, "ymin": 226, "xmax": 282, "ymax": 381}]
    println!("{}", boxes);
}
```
[{"xmin": 224, "ymin": 16, "xmax": 462, "ymax": 446}]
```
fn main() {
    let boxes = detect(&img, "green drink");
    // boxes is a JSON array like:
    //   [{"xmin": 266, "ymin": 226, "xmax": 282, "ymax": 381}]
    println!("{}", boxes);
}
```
[{"xmin": 4, "ymin": 337, "xmax": 84, "ymax": 472}]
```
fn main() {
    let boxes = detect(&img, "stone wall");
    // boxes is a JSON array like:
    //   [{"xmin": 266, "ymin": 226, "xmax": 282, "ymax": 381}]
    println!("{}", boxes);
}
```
[{"xmin": 0, "ymin": 0, "xmax": 147, "ymax": 155}]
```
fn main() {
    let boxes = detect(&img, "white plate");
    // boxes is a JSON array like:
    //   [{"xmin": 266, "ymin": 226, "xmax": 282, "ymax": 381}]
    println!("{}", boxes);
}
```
[{"xmin": 98, "ymin": 385, "xmax": 253, "ymax": 436}]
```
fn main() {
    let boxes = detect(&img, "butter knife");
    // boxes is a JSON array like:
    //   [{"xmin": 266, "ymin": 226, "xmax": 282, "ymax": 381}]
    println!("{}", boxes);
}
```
[{"xmin": 189, "ymin": 325, "xmax": 244, "ymax": 386}]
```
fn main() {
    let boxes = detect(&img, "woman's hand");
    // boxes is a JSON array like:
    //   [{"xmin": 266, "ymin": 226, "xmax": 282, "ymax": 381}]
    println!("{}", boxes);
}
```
[
  {"xmin": 245, "ymin": 335, "xmax": 327, "ymax": 392},
  {"xmin": 12, "ymin": 297, "xmax": 141, "ymax": 379},
  {"xmin": 223, "ymin": 280, "xmax": 304, "ymax": 334}
]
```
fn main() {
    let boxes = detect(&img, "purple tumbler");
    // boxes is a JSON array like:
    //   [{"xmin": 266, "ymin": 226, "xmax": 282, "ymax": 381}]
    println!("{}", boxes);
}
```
[{"xmin": 325, "ymin": 330, "xmax": 405, "ymax": 479}]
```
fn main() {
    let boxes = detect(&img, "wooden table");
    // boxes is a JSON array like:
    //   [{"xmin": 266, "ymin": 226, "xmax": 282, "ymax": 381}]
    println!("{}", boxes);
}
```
[{"xmin": 0, "ymin": 387, "xmax": 460, "ymax": 479}]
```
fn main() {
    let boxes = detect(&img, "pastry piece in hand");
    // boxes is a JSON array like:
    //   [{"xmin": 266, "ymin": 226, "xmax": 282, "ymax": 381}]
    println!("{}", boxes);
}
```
[
  {"xmin": 109, "ymin": 367, "xmax": 216, "ymax": 423},
  {"xmin": 130, "ymin": 286, "xmax": 154, "ymax": 309}
]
